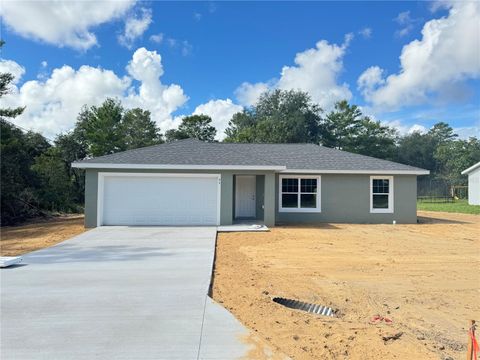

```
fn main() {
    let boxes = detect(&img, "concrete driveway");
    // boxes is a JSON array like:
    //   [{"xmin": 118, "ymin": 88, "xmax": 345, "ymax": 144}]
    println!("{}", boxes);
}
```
[{"xmin": 1, "ymin": 227, "xmax": 251, "ymax": 360}]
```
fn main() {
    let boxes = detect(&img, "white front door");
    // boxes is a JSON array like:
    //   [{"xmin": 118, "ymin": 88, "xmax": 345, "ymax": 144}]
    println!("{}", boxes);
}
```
[{"xmin": 235, "ymin": 175, "xmax": 256, "ymax": 218}]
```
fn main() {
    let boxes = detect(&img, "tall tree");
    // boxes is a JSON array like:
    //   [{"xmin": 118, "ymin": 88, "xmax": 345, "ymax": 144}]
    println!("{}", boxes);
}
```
[
  {"xmin": 1, "ymin": 120, "xmax": 51, "ymax": 224},
  {"xmin": 435, "ymin": 137, "xmax": 480, "ymax": 186},
  {"xmin": 321, "ymin": 100, "xmax": 397, "ymax": 159},
  {"xmin": 74, "ymin": 99, "xmax": 163, "ymax": 157},
  {"xmin": 429, "ymin": 122, "xmax": 457, "ymax": 143},
  {"xmin": 165, "ymin": 114, "xmax": 216, "ymax": 142},
  {"xmin": 0, "ymin": 41, "xmax": 25, "ymax": 120},
  {"xmin": 0, "ymin": 40, "xmax": 50, "ymax": 224},
  {"xmin": 31, "ymin": 147, "xmax": 75, "ymax": 211},
  {"xmin": 75, "ymin": 98, "xmax": 125, "ymax": 157},
  {"xmin": 121, "ymin": 108, "xmax": 163, "ymax": 149},
  {"xmin": 396, "ymin": 131, "xmax": 438, "ymax": 171},
  {"xmin": 224, "ymin": 90, "xmax": 323, "ymax": 143},
  {"xmin": 396, "ymin": 122, "xmax": 458, "ymax": 174},
  {"xmin": 54, "ymin": 131, "xmax": 88, "ymax": 205}
]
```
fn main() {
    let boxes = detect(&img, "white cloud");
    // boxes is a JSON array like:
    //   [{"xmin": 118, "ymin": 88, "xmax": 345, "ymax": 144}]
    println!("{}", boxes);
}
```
[
  {"xmin": 150, "ymin": 33, "xmax": 193, "ymax": 56},
  {"xmin": 382, "ymin": 119, "xmax": 428, "ymax": 136},
  {"xmin": 193, "ymin": 12, "xmax": 202, "ymax": 21},
  {"xmin": 277, "ymin": 34, "xmax": 353, "ymax": 108},
  {"xmin": 408, "ymin": 124, "xmax": 428, "ymax": 134},
  {"xmin": 394, "ymin": 11, "xmax": 418, "ymax": 37},
  {"xmin": 357, "ymin": 66, "xmax": 384, "ymax": 99},
  {"xmin": 1, "ymin": 48, "xmax": 188, "ymax": 139},
  {"xmin": 1, "ymin": 65, "xmax": 129, "ymax": 138},
  {"xmin": 454, "ymin": 125, "xmax": 480, "ymax": 139},
  {"xmin": 41, "ymin": 61, "xmax": 48, "ymax": 68},
  {"xmin": 234, "ymin": 81, "xmax": 270, "ymax": 107},
  {"xmin": 166, "ymin": 38, "xmax": 177, "ymax": 47},
  {"xmin": 180, "ymin": 41, "xmax": 193, "ymax": 56},
  {"xmin": 149, "ymin": 33, "xmax": 164, "ymax": 44},
  {"xmin": 359, "ymin": 1, "xmax": 480, "ymax": 110},
  {"xmin": 234, "ymin": 35, "xmax": 352, "ymax": 110},
  {"xmin": 0, "ymin": 59, "xmax": 26, "ymax": 84},
  {"xmin": 0, "ymin": 0, "xmax": 135, "ymax": 50},
  {"xmin": 124, "ymin": 48, "xmax": 188, "ymax": 130},
  {"xmin": 359, "ymin": 27, "xmax": 372, "ymax": 39},
  {"xmin": 193, "ymin": 99, "xmax": 243, "ymax": 140},
  {"xmin": 388, "ymin": 122, "xmax": 478, "ymax": 139},
  {"xmin": 118, "ymin": 8, "xmax": 152, "ymax": 49}
]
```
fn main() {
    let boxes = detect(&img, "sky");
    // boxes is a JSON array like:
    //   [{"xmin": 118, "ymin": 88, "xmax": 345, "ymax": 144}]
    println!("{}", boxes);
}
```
[{"xmin": 0, "ymin": 0, "xmax": 479, "ymax": 140}]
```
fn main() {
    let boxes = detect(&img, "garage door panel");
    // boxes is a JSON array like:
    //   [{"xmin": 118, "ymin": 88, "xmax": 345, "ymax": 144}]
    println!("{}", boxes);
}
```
[{"xmin": 101, "ymin": 175, "xmax": 219, "ymax": 226}]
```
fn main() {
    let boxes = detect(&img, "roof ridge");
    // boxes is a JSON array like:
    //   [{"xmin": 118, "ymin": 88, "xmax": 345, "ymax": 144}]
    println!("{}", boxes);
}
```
[{"xmin": 218, "ymin": 141, "xmax": 318, "ymax": 146}]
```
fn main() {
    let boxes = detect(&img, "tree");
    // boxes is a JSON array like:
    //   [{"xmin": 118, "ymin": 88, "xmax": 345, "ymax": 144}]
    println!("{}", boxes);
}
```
[
  {"xmin": 321, "ymin": 100, "xmax": 363, "ymax": 149},
  {"xmin": 224, "ymin": 89, "xmax": 323, "ymax": 143},
  {"xmin": 54, "ymin": 131, "xmax": 88, "ymax": 205},
  {"xmin": 0, "ymin": 41, "xmax": 25, "ymax": 120},
  {"xmin": 435, "ymin": 137, "xmax": 480, "ymax": 186},
  {"xmin": 396, "ymin": 131, "xmax": 437, "ymax": 171},
  {"xmin": 1, "ymin": 120, "xmax": 51, "ymax": 224},
  {"xmin": 74, "ymin": 99, "xmax": 163, "ymax": 157},
  {"xmin": 224, "ymin": 92, "xmax": 397, "ymax": 158},
  {"xmin": 75, "ymin": 98, "xmax": 125, "ymax": 157},
  {"xmin": 321, "ymin": 100, "xmax": 397, "ymax": 159},
  {"xmin": 396, "ymin": 122, "xmax": 458, "ymax": 174},
  {"xmin": 429, "ymin": 122, "xmax": 457, "ymax": 143},
  {"xmin": 31, "ymin": 147, "xmax": 76, "ymax": 211},
  {"xmin": 0, "ymin": 40, "xmax": 50, "ymax": 224},
  {"xmin": 121, "ymin": 108, "xmax": 163, "ymax": 149},
  {"xmin": 165, "ymin": 114, "xmax": 216, "ymax": 142}
]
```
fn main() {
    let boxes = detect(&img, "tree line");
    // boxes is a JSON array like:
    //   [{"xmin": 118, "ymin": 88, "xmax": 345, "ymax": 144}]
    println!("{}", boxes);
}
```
[{"xmin": 1, "ymin": 56, "xmax": 479, "ymax": 225}]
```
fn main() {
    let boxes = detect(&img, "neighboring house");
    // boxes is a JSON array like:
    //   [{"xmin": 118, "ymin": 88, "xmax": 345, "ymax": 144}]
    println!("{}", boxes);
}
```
[
  {"xmin": 72, "ymin": 139, "xmax": 429, "ymax": 227},
  {"xmin": 461, "ymin": 162, "xmax": 480, "ymax": 205}
]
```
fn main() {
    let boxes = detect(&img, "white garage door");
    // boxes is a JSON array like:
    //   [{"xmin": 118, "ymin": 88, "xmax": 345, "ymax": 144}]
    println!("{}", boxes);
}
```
[{"xmin": 99, "ymin": 174, "xmax": 220, "ymax": 226}]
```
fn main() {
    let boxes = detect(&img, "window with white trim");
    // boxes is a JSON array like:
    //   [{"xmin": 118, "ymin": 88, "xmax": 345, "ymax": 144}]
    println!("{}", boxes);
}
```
[
  {"xmin": 370, "ymin": 176, "xmax": 393, "ymax": 213},
  {"xmin": 279, "ymin": 175, "xmax": 321, "ymax": 212}
]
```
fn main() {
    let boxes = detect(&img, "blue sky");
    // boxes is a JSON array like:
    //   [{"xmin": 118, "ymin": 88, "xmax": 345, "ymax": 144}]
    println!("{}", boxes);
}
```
[{"xmin": 1, "ymin": 1, "xmax": 478, "ymax": 140}]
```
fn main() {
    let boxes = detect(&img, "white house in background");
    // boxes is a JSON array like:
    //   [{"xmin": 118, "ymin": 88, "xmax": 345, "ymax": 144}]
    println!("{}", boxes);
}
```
[{"xmin": 461, "ymin": 161, "xmax": 480, "ymax": 205}]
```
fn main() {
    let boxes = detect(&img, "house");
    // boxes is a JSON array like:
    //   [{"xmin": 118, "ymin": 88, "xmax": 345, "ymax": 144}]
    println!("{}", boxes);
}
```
[
  {"xmin": 461, "ymin": 161, "xmax": 480, "ymax": 205},
  {"xmin": 72, "ymin": 139, "xmax": 429, "ymax": 227}
]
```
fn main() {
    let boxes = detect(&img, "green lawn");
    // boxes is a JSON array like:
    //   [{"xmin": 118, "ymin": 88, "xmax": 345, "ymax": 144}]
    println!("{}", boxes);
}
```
[{"xmin": 417, "ymin": 199, "xmax": 480, "ymax": 214}]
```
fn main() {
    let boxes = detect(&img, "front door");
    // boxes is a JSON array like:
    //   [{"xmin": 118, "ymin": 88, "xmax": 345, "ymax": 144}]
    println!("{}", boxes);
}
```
[{"xmin": 235, "ymin": 175, "xmax": 256, "ymax": 218}]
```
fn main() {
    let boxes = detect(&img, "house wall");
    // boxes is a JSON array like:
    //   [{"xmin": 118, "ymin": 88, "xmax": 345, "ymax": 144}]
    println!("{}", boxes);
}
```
[
  {"xmin": 84, "ymin": 169, "xmax": 418, "ymax": 227},
  {"xmin": 275, "ymin": 174, "xmax": 418, "ymax": 224},
  {"xmin": 468, "ymin": 168, "xmax": 480, "ymax": 205},
  {"xmin": 84, "ymin": 169, "xmax": 275, "ymax": 227},
  {"xmin": 256, "ymin": 175, "xmax": 265, "ymax": 220}
]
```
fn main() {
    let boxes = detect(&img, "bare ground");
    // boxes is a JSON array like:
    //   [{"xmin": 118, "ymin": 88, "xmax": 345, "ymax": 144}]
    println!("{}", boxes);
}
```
[
  {"xmin": 0, "ymin": 215, "xmax": 86, "ymax": 256},
  {"xmin": 213, "ymin": 211, "xmax": 480, "ymax": 360}
]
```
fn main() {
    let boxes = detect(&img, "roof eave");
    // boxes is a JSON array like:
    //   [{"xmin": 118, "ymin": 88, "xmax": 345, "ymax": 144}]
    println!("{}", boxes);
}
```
[
  {"xmin": 461, "ymin": 162, "xmax": 480, "ymax": 175},
  {"xmin": 281, "ymin": 169, "xmax": 430, "ymax": 175},
  {"xmin": 71, "ymin": 163, "xmax": 286, "ymax": 171}
]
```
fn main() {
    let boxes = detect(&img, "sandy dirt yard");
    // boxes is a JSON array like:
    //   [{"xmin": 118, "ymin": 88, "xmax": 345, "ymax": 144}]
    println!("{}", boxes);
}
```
[
  {"xmin": 1, "ymin": 215, "xmax": 85, "ymax": 256},
  {"xmin": 213, "ymin": 211, "xmax": 480, "ymax": 360}
]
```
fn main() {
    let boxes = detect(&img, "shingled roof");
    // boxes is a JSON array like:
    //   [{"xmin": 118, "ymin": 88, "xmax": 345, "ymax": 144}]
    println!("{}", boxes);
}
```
[{"xmin": 72, "ymin": 138, "xmax": 429, "ymax": 174}]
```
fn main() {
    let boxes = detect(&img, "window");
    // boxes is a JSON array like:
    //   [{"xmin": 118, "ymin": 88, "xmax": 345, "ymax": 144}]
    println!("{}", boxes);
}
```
[
  {"xmin": 279, "ymin": 175, "xmax": 321, "ymax": 212},
  {"xmin": 370, "ymin": 176, "xmax": 393, "ymax": 213}
]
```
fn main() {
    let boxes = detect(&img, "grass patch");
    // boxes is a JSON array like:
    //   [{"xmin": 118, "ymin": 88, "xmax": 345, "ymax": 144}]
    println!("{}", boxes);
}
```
[{"xmin": 417, "ymin": 199, "xmax": 480, "ymax": 214}]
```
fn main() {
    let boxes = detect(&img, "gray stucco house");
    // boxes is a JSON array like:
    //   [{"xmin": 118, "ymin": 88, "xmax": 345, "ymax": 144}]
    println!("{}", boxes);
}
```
[{"xmin": 72, "ymin": 139, "xmax": 429, "ymax": 227}]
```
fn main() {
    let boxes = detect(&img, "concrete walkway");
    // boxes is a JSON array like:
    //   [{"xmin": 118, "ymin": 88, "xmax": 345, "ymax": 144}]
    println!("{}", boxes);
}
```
[{"xmin": 0, "ymin": 227, "xmax": 252, "ymax": 360}]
